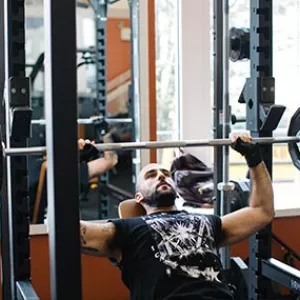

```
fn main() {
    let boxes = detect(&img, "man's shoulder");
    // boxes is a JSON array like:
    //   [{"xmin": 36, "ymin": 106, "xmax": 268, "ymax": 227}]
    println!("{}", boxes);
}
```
[{"xmin": 109, "ymin": 216, "xmax": 147, "ymax": 228}]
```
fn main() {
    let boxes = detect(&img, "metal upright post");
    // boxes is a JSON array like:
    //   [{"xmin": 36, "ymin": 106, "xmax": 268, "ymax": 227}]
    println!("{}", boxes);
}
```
[
  {"xmin": 2, "ymin": 0, "xmax": 38, "ymax": 298},
  {"xmin": 128, "ymin": 0, "xmax": 141, "ymax": 188},
  {"xmin": 44, "ymin": 0, "xmax": 82, "ymax": 298},
  {"xmin": 95, "ymin": 1, "xmax": 109, "ymax": 219},
  {"xmin": 213, "ymin": 0, "xmax": 225, "ymax": 219},
  {"xmin": 220, "ymin": 0, "xmax": 231, "ymax": 270},
  {"xmin": 0, "ymin": 0, "xmax": 4, "ymax": 100},
  {"xmin": 247, "ymin": 1, "xmax": 274, "ymax": 299},
  {"xmin": 0, "ymin": 0, "xmax": 12, "ymax": 298},
  {"xmin": 213, "ymin": 0, "xmax": 232, "ymax": 270}
]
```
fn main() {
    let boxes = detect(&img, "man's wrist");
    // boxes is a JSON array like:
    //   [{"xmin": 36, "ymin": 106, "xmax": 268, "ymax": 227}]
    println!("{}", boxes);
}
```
[{"xmin": 245, "ymin": 143, "xmax": 262, "ymax": 168}]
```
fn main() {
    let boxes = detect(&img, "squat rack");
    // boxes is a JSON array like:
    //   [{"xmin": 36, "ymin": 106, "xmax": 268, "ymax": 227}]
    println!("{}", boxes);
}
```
[
  {"xmin": 0, "ymin": 0, "xmax": 138, "ymax": 298},
  {"xmin": 222, "ymin": 1, "xmax": 300, "ymax": 299},
  {"xmin": 0, "ymin": 0, "xmax": 82, "ymax": 299},
  {"xmin": 2, "ymin": 0, "xmax": 300, "ymax": 299}
]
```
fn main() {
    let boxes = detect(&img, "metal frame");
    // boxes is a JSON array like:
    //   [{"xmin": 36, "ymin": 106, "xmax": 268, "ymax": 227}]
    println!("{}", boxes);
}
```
[
  {"xmin": 213, "ymin": 0, "xmax": 225, "ymax": 218},
  {"xmin": 246, "ymin": 1, "xmax": 274, "ymax": 298},
  {"xmin": 237, "ymin": 1, "xmax": 300, "ymax": 299},
  {"xmin": 0, "ymin": 0, "xmax": 4, "ymax": 100},
  {"xmin": 226, "ymin": 1, "xmax": 300, "ymax": 298},
  {"xmin": 0, "ymin": 0, "xmax": 10, "ymax": 297},
  {"xmin": 1, "ymin": 0, "xmax": 38, "ymax": 298},
  {"xmin": 43, "ymin": 0, "xmax": 82, "ymax": 298},
  {"xmin": 94, "ymin": 0, "xmax": 140, "ymax": 218},
  {"xmin": 213, "ymin": 0, "xmax": 231, "ymax": 270},
  {"xmin": 95, "ymin": 0, "xmax": 110, "ymax": 219},
  {"xmin": 261, "ymin": 258, "xmax": 300, "ymax": 294},
  {"xmin": 128, "ymin": 0, "xmax": 140, "ymax": 192}
]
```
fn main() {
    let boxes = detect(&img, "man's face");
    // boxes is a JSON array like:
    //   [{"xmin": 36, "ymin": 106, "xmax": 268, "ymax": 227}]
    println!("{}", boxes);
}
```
[{"xmin": 136, "ymin": 164, "xmax": 177, "ymax": 208}]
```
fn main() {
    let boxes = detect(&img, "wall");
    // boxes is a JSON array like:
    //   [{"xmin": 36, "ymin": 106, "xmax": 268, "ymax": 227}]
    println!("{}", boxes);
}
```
[
  {"xmin": 30, "ymin": 236, "xmax": 129, "ymax": 300},
  {"xmin": 106, "ymin": 19, "xmax": 131, "ymax": 82},
  {"xmin": 179, "ymin": 0, "xmax": 212, "ymax": 166}
]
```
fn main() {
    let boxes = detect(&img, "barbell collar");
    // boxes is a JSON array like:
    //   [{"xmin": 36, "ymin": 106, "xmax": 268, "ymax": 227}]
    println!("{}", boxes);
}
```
[
  {"xmin": 217, "ymin": 182, "xmax": 235, "ymax": 192},
  {"xmin": 2, "ymin": 136, "xmax": 300, "ymax": 156}
]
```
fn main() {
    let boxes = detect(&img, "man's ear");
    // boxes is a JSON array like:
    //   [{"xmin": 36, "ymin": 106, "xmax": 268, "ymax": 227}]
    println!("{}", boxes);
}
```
[{"xmin": 135, "ymin": 192, "xmax": 144, "ymax": 203}]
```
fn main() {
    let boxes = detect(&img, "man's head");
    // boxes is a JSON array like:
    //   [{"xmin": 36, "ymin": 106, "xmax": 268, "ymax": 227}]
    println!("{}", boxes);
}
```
[{"xmin": 135, "ymin": 163, "xmax": 177, "ymax": 210}]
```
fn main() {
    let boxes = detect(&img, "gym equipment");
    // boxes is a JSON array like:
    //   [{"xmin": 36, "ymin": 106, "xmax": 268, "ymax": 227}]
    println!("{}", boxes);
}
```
[
  {"xmin": 31, "ymin": 117, "xmax": 133, "ymax": 125},
  {"xmin": 1, "ymin": 135, "xmax": 300, "ymax": 155},
  {"xmin": 231, "ymin": 114, "xmax": 246, "ymax": 125},
  {"xmin": 1, "ymin": 130, "xmax": 300, "ymax": 157},
  {"xmin": 230, "ymin": 179, "xmax": 250, "ymax": 212},
  {"xmin": 231, "ymin": 1, "xmax": 300, "ymax": 298},
  {"xmin": 226, "ymin": 257, "xmax": 248, "ymax": 300},
  {"xmin": 288, "ymin": 108, "xmax": 300, "ymax": 171},
  {"xmin": 229, "ymin": 27, "xmax": 250, "ymax": 62}
]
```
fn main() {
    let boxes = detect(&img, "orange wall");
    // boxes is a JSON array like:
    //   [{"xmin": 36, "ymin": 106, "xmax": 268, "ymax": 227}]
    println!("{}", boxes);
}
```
[
  {"xmin": 30, "ymin": 236, "xmax": 129, "ymax": 300},
  {"xmin": 231, "ymin": 216, "xmax": 300, "ymax": 267},
  {"xmin": 106, "ymin": 19, "xmax": 131, "ymax": 81}
]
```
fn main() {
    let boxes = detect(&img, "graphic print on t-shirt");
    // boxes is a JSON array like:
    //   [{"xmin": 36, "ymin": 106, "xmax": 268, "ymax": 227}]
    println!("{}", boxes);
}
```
[{"xmin": 143, "ymin": 213, "xmax": 222, "ymax": 282}]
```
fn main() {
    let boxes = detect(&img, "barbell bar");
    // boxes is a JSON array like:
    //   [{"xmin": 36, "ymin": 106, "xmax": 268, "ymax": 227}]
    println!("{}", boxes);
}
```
[
  {"xmin": 31, "ymin": 117, "xmax": 133, "ymax": 125},
  {"xmin": 3, "ymin": 136, "xmax": 300, "ymax": 157}
]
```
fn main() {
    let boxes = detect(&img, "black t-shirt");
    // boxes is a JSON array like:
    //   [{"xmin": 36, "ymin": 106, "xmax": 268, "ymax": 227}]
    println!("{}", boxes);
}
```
[{"xmin": 110, "ymin": 211, "xmax": 234, "ymax": 300}]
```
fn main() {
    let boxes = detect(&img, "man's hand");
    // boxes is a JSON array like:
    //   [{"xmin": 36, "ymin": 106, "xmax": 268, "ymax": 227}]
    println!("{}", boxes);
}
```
[
  {"xmin": 78, "ymin": 139, "xmax": 95, "ymax": 151},
  {"xmin": 230, "ymin": 132, "xmax": 262, "ymax": 168},
  {"xmin": 78, "ymin": 139, "xmax": 99, "ymax": 163}
]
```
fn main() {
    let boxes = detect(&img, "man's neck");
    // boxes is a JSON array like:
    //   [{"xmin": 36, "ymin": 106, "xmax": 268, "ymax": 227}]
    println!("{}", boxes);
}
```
[{"xmin": 146, "ymin": 205, "xmax": 178, "ymax": 215}]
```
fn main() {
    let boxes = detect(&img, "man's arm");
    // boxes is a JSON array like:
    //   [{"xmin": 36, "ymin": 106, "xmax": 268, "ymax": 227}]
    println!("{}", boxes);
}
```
[
  {"xmin": 87, "ymin": 134, "xmax": 118, "ymax": 178},
  {"xmin": 79, "ymin": 134, "xmax": 118, "ymax": 178},
  {"xmin": 80, "ymin": 221, "xmax": 121, "ymax": 260},
  {"xmin": 219, "ymin": 133, "xmax": 275, "ymax": 247},
  {"xmin": 220, "ymin": 161, "xmax": 274, "ymax": 247}
]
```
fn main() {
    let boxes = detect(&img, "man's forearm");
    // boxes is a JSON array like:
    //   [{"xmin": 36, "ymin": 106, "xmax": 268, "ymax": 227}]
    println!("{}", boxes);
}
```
[
  {"xmin": 80, "ymin": 221, "xmax": 117, "ymax": 257},
  {"xmin": 102, "ymin": 133, "xmax": 118, "ymax": 165},
  {"xmin": 104, "ymin": 150, "xmax": 118, "ymax": 164},
  {"xmin": 80, "ymin": 221, "xmax": 102, "ymax": 255},
  {"xmin": 249, "ymin": 161, "xmax": 275, "ymax": 217}
]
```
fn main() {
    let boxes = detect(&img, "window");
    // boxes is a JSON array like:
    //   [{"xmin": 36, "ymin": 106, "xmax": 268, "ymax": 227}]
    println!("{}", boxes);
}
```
[
  {"xmin": 155, "ymin": 0, "xmax": 180, "ymax": 164},
  {"xmin": 210, "ymin": 1, "xmax": 300, "ymax": 191}
]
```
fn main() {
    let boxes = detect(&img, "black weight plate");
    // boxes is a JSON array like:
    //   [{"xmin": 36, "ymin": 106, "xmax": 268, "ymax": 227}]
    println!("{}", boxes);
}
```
[{"xmin": 288, "ymin": 108, "xmax": 300, "ymax": 171}]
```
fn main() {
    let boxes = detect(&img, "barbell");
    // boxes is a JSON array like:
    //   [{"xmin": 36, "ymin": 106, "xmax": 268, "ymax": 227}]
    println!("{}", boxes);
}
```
[
  {"xmin": 2, "ymin": 136, "xmax": 299, "ymax": 156},
  {"xmin": 2, "ymin": 109, "xmax": 300, "ymax": 169}
]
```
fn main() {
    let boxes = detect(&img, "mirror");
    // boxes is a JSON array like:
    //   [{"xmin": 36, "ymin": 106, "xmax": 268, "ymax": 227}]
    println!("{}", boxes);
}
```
[{"xmin": 25, "ymin": 0, "xmax": 135, "ymax": 230}]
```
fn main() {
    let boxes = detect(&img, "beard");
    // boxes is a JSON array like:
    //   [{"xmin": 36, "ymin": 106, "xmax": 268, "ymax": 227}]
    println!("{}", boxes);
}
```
[{"xmin": 143, "ymin": 185, "xmax": 177, "ymax": 208}]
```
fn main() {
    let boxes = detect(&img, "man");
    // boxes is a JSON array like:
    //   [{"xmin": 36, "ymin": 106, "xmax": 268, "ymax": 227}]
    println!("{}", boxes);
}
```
[
  {"xmin": 78, "ymin": 133, "xmax": 118, "ymax": 184},
  {"xmin": 30, "ymin": 133, "xmax": 118, "ymax": 224},
  {"xmin": 80, "ymin": 133, "xmax": 274, "ymax": 299}
]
